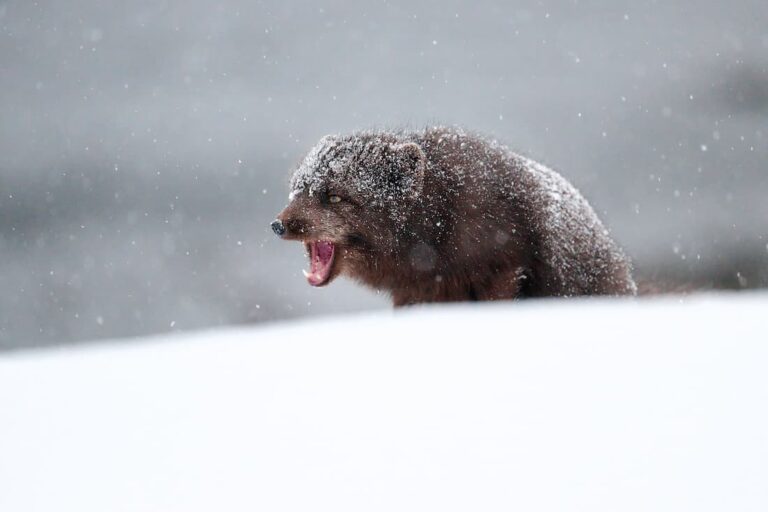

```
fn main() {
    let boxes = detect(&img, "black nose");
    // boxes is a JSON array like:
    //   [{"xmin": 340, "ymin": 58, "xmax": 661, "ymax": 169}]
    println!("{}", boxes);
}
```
[{"xmin": 271, "ymin": 219, "xmax": 286, "ymax": 236}]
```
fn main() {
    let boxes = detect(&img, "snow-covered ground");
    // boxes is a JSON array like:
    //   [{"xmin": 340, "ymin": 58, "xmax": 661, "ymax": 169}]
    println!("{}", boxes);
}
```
[{"xmin": 2, "ymin": 293, "xmax": 767, "ymax": 511}]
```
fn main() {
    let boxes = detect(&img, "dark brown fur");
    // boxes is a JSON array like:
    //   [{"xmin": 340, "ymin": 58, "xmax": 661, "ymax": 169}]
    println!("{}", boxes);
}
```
[{"xmin": 275, "ymin": 126, "xmax": 636, "ymax": 305}]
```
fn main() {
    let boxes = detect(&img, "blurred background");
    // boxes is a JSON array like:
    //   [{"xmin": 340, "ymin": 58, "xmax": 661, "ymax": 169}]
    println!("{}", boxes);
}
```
[{"xmin": 1, "ymin": 0, "xmax": 766, "ymax": 350}]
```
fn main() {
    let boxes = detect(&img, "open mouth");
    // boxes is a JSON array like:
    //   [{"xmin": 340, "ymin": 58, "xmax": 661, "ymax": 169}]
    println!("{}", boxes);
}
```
[{"xmin": 303, "ymin": 241, "xmax": 336, "ymax": 286}]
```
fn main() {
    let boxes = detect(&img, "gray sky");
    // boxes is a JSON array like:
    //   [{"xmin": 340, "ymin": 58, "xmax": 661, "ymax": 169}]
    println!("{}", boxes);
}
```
[{"xmin": 1, "ymin": 0, "xmax": 767, "ymax": 349}]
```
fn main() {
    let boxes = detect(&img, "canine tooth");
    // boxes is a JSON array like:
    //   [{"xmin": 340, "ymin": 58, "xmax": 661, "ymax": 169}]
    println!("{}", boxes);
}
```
[{"xmin": 302, "ymin": 269, "xmax": 310, "ymax": 278}]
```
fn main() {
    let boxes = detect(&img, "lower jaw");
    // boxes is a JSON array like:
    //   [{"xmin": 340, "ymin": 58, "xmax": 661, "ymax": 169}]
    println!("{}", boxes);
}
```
[
  {"xmin": 304, "ymin": 242, "xmax": 338, "ymax": 286},
  {"xmin": 306, "ymin": 272, "xmax": 333, "ymax": 287},
  {"xmin": 303, "ymin": 264, "xmax": 333, "ymax": 286}
]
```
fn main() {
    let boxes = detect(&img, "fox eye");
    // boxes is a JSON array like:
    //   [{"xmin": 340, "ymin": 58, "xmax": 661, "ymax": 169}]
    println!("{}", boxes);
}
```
[{"xmin": 328, "ymin": 194, "xmax": 342, "ymax": 204}]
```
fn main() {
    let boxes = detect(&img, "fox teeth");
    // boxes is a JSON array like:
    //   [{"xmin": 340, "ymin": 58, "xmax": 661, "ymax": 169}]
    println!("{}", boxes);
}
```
[{"xmin": 302, "ymin": 269, "xmax": 310, "ymax": 278}]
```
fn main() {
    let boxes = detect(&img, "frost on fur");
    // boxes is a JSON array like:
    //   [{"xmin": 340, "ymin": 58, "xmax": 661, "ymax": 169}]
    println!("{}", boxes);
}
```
[{"xmin": 276, "ymin": 126, "xmax": 636, "ymax": 303}]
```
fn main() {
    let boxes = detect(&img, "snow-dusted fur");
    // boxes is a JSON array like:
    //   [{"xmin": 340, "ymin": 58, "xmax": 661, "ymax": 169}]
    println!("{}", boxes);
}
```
[{"xmin": 276, "ymin": 126, "xmax": 636, "ymax": 305}]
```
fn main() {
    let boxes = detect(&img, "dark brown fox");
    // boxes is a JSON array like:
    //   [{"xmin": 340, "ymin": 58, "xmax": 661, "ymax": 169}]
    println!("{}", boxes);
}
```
[{"xmin": 272, "ymin": 126, "xmax": 636, "ymax": 306}]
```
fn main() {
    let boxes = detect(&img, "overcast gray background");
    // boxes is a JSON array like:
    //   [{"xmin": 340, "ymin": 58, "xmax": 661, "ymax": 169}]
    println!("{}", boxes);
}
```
[{"xmin": 1, "ymin": 0, "xmax": 766, "ymax": 350}]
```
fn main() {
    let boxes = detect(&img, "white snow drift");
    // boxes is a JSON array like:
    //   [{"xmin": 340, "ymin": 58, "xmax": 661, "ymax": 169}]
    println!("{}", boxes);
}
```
[{"xmin": 1, "ymin": 293, "xmax": 767, "ymax": 511}]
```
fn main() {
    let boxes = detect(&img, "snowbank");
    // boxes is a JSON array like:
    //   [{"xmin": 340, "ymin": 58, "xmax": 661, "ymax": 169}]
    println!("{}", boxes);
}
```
[{"xmin": 2, "ymin": 293, "xmax": 767, "ymax": 511}]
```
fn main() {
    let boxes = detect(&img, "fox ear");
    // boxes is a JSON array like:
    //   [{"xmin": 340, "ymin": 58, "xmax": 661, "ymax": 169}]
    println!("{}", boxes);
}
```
[{"xmin": 392, "ymin": 142, "xmax": 426, "ymax": 198}]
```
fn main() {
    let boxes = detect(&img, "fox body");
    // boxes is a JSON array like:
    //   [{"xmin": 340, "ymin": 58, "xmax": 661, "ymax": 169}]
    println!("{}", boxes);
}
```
[{"xmin": 273, "ymin": 126, "xmax": 636, "ymax": 305}]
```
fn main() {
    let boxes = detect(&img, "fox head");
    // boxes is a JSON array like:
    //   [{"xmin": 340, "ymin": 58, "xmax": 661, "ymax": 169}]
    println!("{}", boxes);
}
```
[{"xmin": 272, "ymin": 133, "xmax": 427, "ymax": 287}]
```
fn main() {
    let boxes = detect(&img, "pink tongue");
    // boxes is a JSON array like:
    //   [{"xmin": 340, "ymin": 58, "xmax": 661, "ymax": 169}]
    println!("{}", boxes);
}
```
[{"xmin": 308, "ymin": 241, "xmax": 335, "ymax": 286}]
